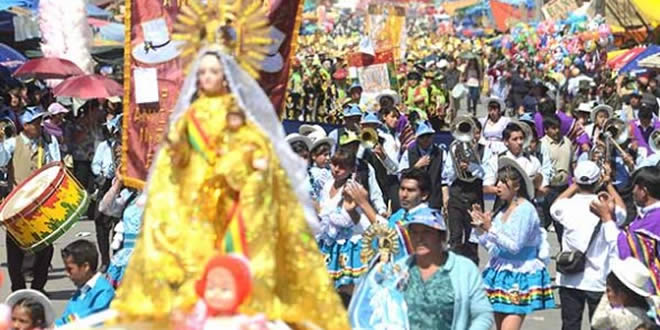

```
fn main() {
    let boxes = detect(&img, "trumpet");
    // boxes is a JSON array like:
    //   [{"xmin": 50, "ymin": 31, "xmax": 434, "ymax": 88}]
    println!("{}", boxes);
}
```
[
  {"xmin": 360, "ymin": 127, "xmax": 398, "ymax": 174},
  {"xmin": 449, "ymin": 116, "xmax": 480, "ymax": 182},
  {"xmin": 360, "ymin": 127, "xmax": 380, "ymax": 150}
]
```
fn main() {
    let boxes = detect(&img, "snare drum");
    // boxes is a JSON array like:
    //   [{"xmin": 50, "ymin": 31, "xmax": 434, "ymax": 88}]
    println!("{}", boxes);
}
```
[{"xmin": 0, "ymin": 162, "xmax": 89, "ymax": 252}]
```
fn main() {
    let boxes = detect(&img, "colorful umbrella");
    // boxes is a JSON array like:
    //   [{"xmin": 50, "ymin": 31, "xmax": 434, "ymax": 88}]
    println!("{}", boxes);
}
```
[
  {"xmin": 52, "ymin": 74, "xmax": 122, "ymax": 99},
  {"xmin": 13, "ymin": 57, "xmax": 85, "ymax": 79},
  {"xmin": 0, "ymin": 42, "xmax": 26, "ymax": 72}
]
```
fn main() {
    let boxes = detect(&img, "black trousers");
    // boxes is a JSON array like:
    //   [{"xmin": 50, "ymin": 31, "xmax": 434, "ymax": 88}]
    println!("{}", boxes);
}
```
[
  {"xmin": 73, "ymin": 160, "xmax": 94, "ymax": 218},
  {"xmin": 6, "ymin": 235, "xmax": 53, "ymax": 292},
  {"xmin": 559, "ymin": 287, "xmax": 603, "ymax": 330},
  {"xmin": 542, "ymin": 185, "xmax": 568, "ymax": 246},
  {"xmin": 447, "ymin": 201, "xmax": 480, "ymax": 265},
  {"xmin": 94, "ymin": 212, "xmax": 117, "ymax": 268}
]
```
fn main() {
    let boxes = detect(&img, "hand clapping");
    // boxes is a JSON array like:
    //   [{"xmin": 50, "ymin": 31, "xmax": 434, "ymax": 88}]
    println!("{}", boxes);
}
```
[{"xmin": 468, "ymin": 204, "xmax": 493, "ymax": 233}]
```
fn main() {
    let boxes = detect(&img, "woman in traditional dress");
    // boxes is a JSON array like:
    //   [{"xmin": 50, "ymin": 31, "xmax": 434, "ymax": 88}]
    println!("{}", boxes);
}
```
[
  {"xmin": 469, "ymin": 157, "xmax": 555, "ymax": 330},
  {"xmin": 110, "ymin": 1, "xmax": 348, "ymax": 328},
  {"xmin": 480, "ymin": 97, "xmax": 510, "ymax": 155},
  {"xmin": 317, "ymin": 149, "xmax": 378, "ymax": 298}
]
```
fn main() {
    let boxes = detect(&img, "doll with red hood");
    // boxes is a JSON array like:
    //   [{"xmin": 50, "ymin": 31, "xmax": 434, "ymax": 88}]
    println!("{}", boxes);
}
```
[{"xmin": 173, "ymin": 254, "xmax": 289, "ymax": 330}]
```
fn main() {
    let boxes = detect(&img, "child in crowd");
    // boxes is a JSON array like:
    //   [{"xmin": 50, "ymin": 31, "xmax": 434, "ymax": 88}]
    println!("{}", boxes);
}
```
[
  {"xmin": 591, "ymin": 258, "xmax": 654, "ymax": 330},
  {"xmin": 5, "ymin": 289, "xmax": 54, "ymax": 330},
  {"xmin": 55, "ymin": 240, "xmax": 115, "ymax": 326}
]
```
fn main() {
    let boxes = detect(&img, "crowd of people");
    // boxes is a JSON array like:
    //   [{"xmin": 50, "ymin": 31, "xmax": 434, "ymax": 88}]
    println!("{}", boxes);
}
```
[
  {"xmin": 0, "ymin": 74, "xmax": 143, "ymax": 327},
  {"xmin": 283, "ymin": 33, "xmax": 660, "ymax": 328}
]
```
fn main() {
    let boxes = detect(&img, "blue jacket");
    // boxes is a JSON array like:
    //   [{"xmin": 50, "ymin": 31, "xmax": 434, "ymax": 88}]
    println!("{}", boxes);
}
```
[
  {"xmin": 55, "ymin": 273, "xmax": 115, "ymax": 326},
  {"xmin": 399, "ymin": 252, "xmax": 494, "ymax": 330}
]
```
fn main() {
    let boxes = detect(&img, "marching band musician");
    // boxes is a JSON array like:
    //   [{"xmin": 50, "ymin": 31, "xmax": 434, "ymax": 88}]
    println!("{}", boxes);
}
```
[
  {"xmin": 90, "ymin": 114, "xmax": 122, "ymax": 272},
  {"xmin": 483, "ymin": 122, "xmax": 553, "ymax": 210},
  {"xmin": 328, "ymin": 104, "xmax": 362, "ymax": 153},
  {"xmin": 0, "ymin": 106, "xmax": 60, "ymax": 295},
  {"xmin": 398, "ymin": 121, "xmax": 447, "ymax": 211},
  {"xmin": 359, "ymin": 112, "xmax": 401, "ymax": 209},
  {"xmin": 583, "ymin": 104, "xmax": 613, "ymax": 145},
  {"xmin": 445, "ymin": 116, "xmax": 487, "ymax": 264}
]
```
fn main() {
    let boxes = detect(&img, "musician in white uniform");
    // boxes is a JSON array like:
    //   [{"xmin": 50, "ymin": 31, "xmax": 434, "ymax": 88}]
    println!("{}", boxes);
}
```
[
  {"xmin": 0, "ymin": 106, "xmax": 60, "ymax": 295},
  {"xmin": 484, "ymin": 122, "xmax": 552, "ymax": 211}
]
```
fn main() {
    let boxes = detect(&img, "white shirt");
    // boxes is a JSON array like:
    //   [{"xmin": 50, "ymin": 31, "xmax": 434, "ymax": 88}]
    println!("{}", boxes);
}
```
[
  {"xmin": 483, "ymin": 150, "xmax": 543, "ymax": 186},
  {"xmin": 551, "ymin": 193, "xmax": 626, "ymax": 291},
  {"xmin": 0, "ymin": 132, "xmax": 61, "ymax": 167}
]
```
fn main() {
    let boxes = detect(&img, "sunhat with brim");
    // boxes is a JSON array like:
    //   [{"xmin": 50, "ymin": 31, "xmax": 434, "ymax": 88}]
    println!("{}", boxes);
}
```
[
  {"xmin": 415, "ymin": 121, "xmax": 435, "ymax": 138},
  {"xmin": 360, "ymin": 112, "xmax": 381, "ymax": 125},
  {"xmin": 343, "ymin": 104, "xmax": 362, "ymax": 118},
  {"xmin": 312, "ymin": 137, "xmax": 334, "ymax": 152},
  {"xmin": 349, "ymin": 82, "xmax": 363, "ymax": 93},
  {"xmin": 375, "ymin": 90, "xmax": 400, "ymax": 105},
  {"xmin": 405, "ymin": 207, "xmax": 446, "ymax": 232},
  {"xmin": 590, "ymin": 104, "xmax": 613, "ymax": 123},
  {"xmin": 285, "ymin": 133, "xmax": 312, "ymax": 150},
  {"xmin": 47, "ymin": 102, "xmax": 69, "ymax": 116},
  {"xmin": 339, "ymin": 130, "xmax": 360, "ymax": 146},
  {"xmin": 19, "ymin": 106, "xmax": 48, "ymax": 125},
  {"xmin": 576, "ymin": 102, "xmax": 594, "ymax": 113},
  {"xmin": 131, "ymin": 17, "xmax": 183, "ymax": 64},
  {"xmin": 5, "ymin": 289, "xmax": 55, "ymax": 326},
  {"xmin": 299, "ymin": 124, "xmax": 325, "ymax": 136},
  {"xmin": 306, "ymin": 130, "xmax": 334, "ymax": 151},
  {"xmin": 486, "ymin": 96, "xmax": 505, "ymax": 113},
  {"xmin": 498, "ymin": 156, "xmax": 535, "ymax": 199},
  {"xmin": 612, "ymin": 258, "xmax": 653, "ymax": 298}
]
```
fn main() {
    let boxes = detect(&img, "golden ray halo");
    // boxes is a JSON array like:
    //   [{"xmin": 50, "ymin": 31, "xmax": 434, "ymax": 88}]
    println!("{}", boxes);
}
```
[
  {"xmin": 360, "ymin": 223, "xmax": 400, "ymax": 264},
  {"xmin": 172, "ymin": 0, "xmax": 272, "ymax": 78}
]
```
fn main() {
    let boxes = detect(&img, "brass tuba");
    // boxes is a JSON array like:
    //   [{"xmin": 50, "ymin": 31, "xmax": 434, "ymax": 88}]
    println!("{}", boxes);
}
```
[{"xmin": 449, "ymin": 116, "xmax": 480, "ymax": 182}]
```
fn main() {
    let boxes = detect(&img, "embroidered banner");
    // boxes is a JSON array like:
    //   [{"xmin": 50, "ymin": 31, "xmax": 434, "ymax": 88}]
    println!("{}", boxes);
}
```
[
  {"xmin": 122, "ymin": 0, "xmax": 304, "ymax": 188},
  {"xmin": 121, "ymin": 0, "xmax": 184, "ymax": 189},
  {"xmin": 259, "ymin": 0, "xmax": 304, "ymax": 117}
]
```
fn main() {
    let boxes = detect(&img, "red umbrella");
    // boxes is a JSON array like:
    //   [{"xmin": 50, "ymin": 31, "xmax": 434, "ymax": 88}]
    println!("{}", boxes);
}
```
[
  {"xmin": 13, "ymin": 57, "xmax": 85, "ymax": 79},
  {"xmin": 53, "ymin": 74, "xmax": 122, "ymax": 99}
]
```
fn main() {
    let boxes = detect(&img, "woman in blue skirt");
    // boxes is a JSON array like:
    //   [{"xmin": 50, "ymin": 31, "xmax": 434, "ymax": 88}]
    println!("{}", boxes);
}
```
[
  {"xmin": 317, "ymin": 148, "xmax": 379, "ymax": 299},
  {"xmin": 470, "ymin": 157, "xmax": 555, "ymax": 330}
]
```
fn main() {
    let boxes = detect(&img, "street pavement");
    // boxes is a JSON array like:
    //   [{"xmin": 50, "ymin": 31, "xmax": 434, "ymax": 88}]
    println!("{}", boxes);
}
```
[{"xmin": 0, "ymin": 98, "xmax": 589, "ymax": 329}]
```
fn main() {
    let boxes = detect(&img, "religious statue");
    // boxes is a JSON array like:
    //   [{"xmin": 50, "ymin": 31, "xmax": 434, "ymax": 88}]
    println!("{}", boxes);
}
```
[
  {"xmin": 110, "ymin": 1, "xmax": 347, "ymax": 329},
  {"xmin": 349, "ymin": 224, "xmax": 410, "ymax": 330}
]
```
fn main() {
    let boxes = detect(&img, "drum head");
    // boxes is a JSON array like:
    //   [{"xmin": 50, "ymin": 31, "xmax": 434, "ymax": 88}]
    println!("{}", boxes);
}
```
[{"xmin": 1, "ymin": 166, "xmax": 60, "ymax": 220}]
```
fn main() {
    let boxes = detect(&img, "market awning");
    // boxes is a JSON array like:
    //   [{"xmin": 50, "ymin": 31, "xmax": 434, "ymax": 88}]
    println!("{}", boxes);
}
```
[
  {"xmin": 639, "ymin": 53, "xmax": 660, "ymax": 69},
  {"xmin": 0, "ymin": 41, "xmax": 25, "ymax": 72},
  {"xmin": 619, "ymin": 45, "xmax": 660, "ymax": 73},
  {"xmin": 608, "ymin": 46, "xmax": 645, "ymax": 71}
]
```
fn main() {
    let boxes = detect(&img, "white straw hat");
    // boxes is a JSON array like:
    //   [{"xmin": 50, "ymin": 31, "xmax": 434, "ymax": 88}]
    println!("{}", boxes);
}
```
[{"xmin": 612, "ymin": 258, "xmax": 653, "ymax": 298}]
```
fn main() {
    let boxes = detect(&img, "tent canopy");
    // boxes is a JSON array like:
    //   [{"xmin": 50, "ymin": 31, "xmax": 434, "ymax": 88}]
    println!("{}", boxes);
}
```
[{"xmin": 620, "ymin": 45, "xmax": 660, "ymax": 73}]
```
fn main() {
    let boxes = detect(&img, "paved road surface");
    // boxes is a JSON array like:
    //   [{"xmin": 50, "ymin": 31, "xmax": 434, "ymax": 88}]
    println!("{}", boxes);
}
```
[{"xmin": 0, "ymin": 98, "xmax": 590, "ymax": 329}]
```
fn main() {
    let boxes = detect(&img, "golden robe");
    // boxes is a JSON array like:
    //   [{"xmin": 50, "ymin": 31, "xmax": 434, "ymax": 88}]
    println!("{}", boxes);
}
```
[{"xmin": 111, "ymin": 94, "xmax": 349, "ymax": 329}]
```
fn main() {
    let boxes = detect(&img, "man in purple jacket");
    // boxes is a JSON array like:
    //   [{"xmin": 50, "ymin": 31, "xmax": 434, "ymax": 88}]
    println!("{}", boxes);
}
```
[{"xmin": 592, "ymin": 166, "xmax": 660, "ymax": 295}]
